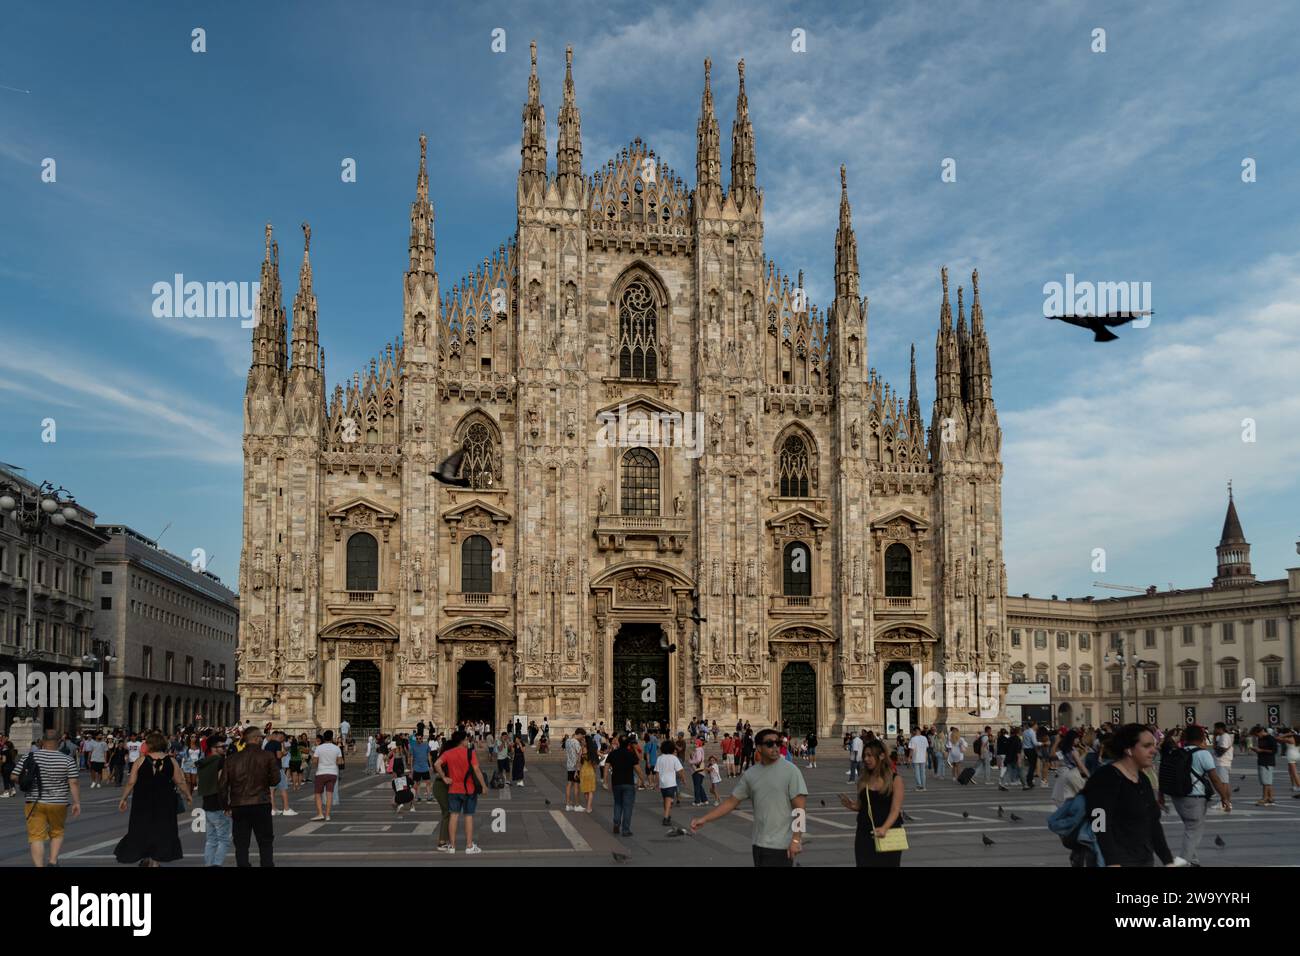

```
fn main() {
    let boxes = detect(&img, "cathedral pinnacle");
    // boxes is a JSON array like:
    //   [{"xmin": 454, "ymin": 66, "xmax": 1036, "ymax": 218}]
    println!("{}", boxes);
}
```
[
  {"xmin": 730, "ymin": 59, "xmax": 756, "ymax": 205},
  {"xmin": 696, "ymin": 58, "xmax": 721, "ymax": 200},
  {"xmin": 833, "ymin": 165, "xmax": 859, "ymax": 299},
  {"xmin": 556, "ymin": 44, "xmax": 583, "ymax": 192},
  {"xmin": 409, "ymin": 134, "xmax": 436, "ymax": 274},
  {"xmin": 520, "ymin": 40, "xmax": 547, "ymax": 195}
]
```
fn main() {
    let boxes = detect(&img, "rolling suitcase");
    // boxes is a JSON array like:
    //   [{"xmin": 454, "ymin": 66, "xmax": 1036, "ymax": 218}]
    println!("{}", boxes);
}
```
[{"xmin": 957, "ymin": 766, "xmax": 976, "ymax": 785}]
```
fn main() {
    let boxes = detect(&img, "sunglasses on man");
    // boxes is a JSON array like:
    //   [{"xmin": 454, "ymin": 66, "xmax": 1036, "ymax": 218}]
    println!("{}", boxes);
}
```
[{"xmin": 758, "ymin": 738, "xmax": 781, "ymax": 748}]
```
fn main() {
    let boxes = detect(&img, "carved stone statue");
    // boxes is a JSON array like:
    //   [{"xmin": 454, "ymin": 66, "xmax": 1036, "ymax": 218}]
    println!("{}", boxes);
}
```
[
  {"xmin": 565, "ymin": 626, "xmax": 578, "ymax": 660},
  {"xmin": 513, "ymin": 659, "xmax": 522, "ymax": 683},
  {"xmin": 711, "ymin": 629, "xmax": 721, "ymax": 660},
  {"xmin": 673, "ymin": 492, "xmax": 684, "ymax": 516},
  {"xmin": 412, "ymin": 551, "xmax": 424, "ymax": 593},
  {"xmin": 598, "ymin": 485, "xmax": 609, "ymax": 514},
  {"xmin": 709, "ymin": 412, "xmax": 723, "ymax": 450},
  {"xmin": 746, "ymin": 627, "xmax": 758, "ymax": 660},
  {"xmin": 289, "ymin": 622, "xmax": 303, "ymax": 658},
  {"xmin": 743, "ymin": 414, "xmax": 755, "ymax": 447},
  {"xmin": 849, "ymin": 418, "xmax": 861, "ymax": 450},
  {"xmin": 565, "ymin": 410, "xmax": 576, "ymax": 438}
]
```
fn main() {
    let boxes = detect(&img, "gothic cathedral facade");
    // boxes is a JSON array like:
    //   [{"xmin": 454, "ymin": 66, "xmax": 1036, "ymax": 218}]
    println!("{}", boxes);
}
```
[{"xmin": 238, "ymin": 46, "xmax": 1007, "ymax": 737}]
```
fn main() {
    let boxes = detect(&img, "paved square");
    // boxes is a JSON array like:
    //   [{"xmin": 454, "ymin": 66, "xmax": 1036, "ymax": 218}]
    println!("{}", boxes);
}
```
[{"xmin": 3, "ymin": 745, "xmax": 1296, "ymax": 867}]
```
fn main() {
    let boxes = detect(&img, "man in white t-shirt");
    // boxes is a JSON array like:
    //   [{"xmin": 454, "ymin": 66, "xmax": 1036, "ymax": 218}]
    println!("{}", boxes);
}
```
[
  {"xmin": 849, "ymin": 733, "xmax": 865, "ymax": 782},
  {"xmin": 127, "ymin": 736, "xmax": 142, "ymax": 765},
  {"xmin": 311, "ymin": 730, "xmax": 344, "ymax": 821},
  {"xmin": 908, "ymin": 730, "xmax": 929, "ymax": 790},
  {"xmin": 654, "ymin": 741, "xmax": 687, "ymax": 826}
]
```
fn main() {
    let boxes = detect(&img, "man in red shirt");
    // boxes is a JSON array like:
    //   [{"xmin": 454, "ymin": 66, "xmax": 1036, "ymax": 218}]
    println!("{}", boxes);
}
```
[{"xmin": 434, "ymin": 731, "xmax": 488, "ymax": 855}]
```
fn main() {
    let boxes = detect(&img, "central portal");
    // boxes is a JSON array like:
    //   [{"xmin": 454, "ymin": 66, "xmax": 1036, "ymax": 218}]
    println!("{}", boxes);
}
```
[
  {"xmin": 340, "ymin": 659, "xmax": 382, "ymax": 738},
  {"xmin": 612, "ymin": 623, "xmax": 669, "ymax": 732},
  {"xmin": 456, "ymin": 660, "xmax": 496, "ymax": 726}
]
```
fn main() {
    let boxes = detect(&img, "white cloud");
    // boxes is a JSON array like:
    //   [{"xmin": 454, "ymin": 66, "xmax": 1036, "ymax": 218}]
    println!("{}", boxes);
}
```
[{"xmin": 1002, "ymin": 252, "xmax": 1300, "ymax": 594}]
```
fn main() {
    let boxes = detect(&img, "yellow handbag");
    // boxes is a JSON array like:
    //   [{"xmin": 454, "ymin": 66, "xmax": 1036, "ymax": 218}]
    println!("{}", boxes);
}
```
[{"xmin": 866, "ymin": 784, "xmax": 909, "ymax": 852}]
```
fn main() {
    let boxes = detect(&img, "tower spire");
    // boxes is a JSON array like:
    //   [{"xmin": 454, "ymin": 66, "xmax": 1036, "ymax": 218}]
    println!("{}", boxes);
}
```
[
  {"xmin": 695, "ymin": 58, "xmax": 721, "ymax": 201},
  {"xmin": 291, "ymin": 222, "xmax": 318, "ymax": 371},
  {"xmin": 969, "ymin": 268, "xmax": 993, "ymax": 404},
  {"xmin": 834, "ymin": 165, "xmax": 859, "ymax": 299},
  {"xmin": 908, "ymin": 342, "xmax": 921, "ymax": 424},
  {"xmin": 409, "ymin": 134, "xmax": 435, "ymax": 274},
  {"xmin": 556, "ymin": 45, "xmax": 583, "ymax": 192},
  {"xmin": 1213, "ymin": 483, "xmax": 1255, "ymax": 588},
  {"xmin": 250, "ymin": 223, "xmax": 286, "ymax": 380},
  {"xmin": 956, "ymin": 283, "xmax": 971, "ymax": 406},
  {"xmin": 729, "ymin": 59, "xmax": 756, "ymax": 206},
  {"xmin": 520, "ymin": 40, "xmax": 547, "ymax": 196}
]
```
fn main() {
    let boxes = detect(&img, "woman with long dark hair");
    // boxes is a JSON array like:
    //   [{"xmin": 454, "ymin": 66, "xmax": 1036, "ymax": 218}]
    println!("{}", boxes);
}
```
[
  {"xmin": 1083, "ymin": 723, "xmax": 1174, "ymax": 866},
  {"xmin": 115, "ymin": 731, "xmax": 190, "ymax": 866},
  {"xmin": 841, "ymin": 738, "xmax": 906, "ymax": 867},
  {"xmin": 511, "ymin": 734, "xmax": 526, "ymax": 787}
]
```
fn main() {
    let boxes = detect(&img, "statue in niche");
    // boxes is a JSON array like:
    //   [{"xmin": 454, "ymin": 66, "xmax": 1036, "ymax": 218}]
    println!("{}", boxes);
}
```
[
  {"xmin": 848, "ymin": 339, "xmax": 858, "ymax": 367},
  {"xmin": 853, "ymin": 623, "xmax": 865, "ymax": 661},
  {"xmin": 849, "ymin": 418, "xmax": 861, "ymax": 450},
  {"xmin": 986, "ymin": 629, "xmax": 997, "ymax": 661},
  {"xmin": 513, "ymin": 659, "xmax": 522, "ymax": 683},
  {"xmin": 743, "ymin": 414, "xmax": 755, "ymax": 447},
  {"xmin": 709, "ymin": 412, "xmax": 723, "ymax": 450},
  {"xmin": 746, "ymin": 628, "xmax": 759, "ymax": 661},
  {"xmin": 528, "ymin": 625, "xmax": 540, "ymax": 659},
  {"xmin": 565, "ymin": 626, "xmax": 578, "ymax": 660},
  {"xmin": 711, "ymin": 629, "xmax": 721, "ymax": 660},
  {"xmin": 566, "ymin": 410, "xmax": 576, "ymax": 438},
  {"xmin": 597, "ymin": 485, "xmax": 609, "ymax": 514},
  {"xmin": 289, "ymin": 622, "xmax": 303, "ymax": 658},
  {"xmin": 413, "ymin": 313, "xmax": 426, "ymax": 346},
  {"xmin": 673, "ymin": 492, "xmax": 684, "ymax": 516}
]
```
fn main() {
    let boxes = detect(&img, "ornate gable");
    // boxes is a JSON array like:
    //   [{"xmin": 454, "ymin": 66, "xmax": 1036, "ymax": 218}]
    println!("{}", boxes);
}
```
[
  {"xmin": 441, "ymin": 499, "xmax": 512, "ymax": 544},
  {"xmin": 327, "ymin": 497, "xmax": 398, "ymax": 541}
]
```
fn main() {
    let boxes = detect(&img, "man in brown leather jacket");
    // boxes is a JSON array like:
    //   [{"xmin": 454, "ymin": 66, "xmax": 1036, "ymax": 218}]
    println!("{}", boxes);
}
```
[{"xmin": 218, "ymin": 725, "xmax": 281, "ymax": 866}]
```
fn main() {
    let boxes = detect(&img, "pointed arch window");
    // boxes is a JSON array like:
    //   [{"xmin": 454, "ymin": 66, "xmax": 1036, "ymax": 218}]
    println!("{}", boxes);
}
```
[
  {"xmin": 346, "ymin": 532, "xmax": 379, "ymax": 591},
  {"xmin": 461, "ymin": 535, "xmax": 493, "ymax": 594},
  {"xmin": 617, "ymin": 280, "xmax": 658, "ymax": 381},
  {"xmin": 884, "ymin": 543, "xmax": 912, "ymax": 597},
  {"xmin": 462, "ymin": 421, "xmax": 500, "ymax": 489},
  {"xmin": 783, "ymin": 541, "xmax": 812, "ymax": 596},
  {"xmin": 778, "ymin": 435, "xmax": 811, "ymax": 497},
  {"xmin": 620, "ymin": 447, "xmax": 659, "ymax": 515}
]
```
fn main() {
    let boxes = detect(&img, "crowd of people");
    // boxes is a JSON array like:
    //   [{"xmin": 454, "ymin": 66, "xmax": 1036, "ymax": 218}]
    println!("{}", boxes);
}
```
[{"xmin": 4, "ymin": 714, "xmax": 1296, "ymax": 869}]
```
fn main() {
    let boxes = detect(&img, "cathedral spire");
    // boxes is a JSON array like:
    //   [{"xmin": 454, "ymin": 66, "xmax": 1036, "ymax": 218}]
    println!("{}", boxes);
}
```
[
  {"xmin": 520, "ymin": 40, "xmax": 547, "ymax": 196},
  {"xmin": 834, "ymin": 165, "xmax": 859, "ymax": 299},
  {"xmin": 729, "ymin": 59, "xmax": 756, "ymax": 206},
  {"xmin": 969, "ymin": 268, "xmax": 993, "ymax": 404},
  {"xmin": 695, "ymin": 58, "xmax": 722, "ymax": 202},
  {"xmin": 291, "ymin": 222, "xmax": 319, "ymax": 370},
  {"xmin": 250, "ymin": 223, "xmax": 286, "ymax": 381},
  {"xmin": 409, "ymin": 134, "xmax": 435, "ymax": 275},
  {"xmin": 956, "ymin": 283, "xmax": 972, "ymax": 406},
  {"xmin": 556, "ymin": 45, "xmax": 583, "ymax": 193},
  {"xmin": 908, "ymin": 342, "xmax": 921, "ymax": 425},
  {"xmin": 934, "ymin": 266, "xmax": 961, "ymax": 407}
]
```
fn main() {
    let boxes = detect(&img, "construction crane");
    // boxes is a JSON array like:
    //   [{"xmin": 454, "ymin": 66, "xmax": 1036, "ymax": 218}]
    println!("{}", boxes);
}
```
[{"xmin": 1092, "ymin": 582, "xmax": 1174, "ymax": 595}]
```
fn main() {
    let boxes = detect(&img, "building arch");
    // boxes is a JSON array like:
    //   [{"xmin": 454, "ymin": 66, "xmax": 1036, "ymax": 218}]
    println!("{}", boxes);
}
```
[
  {"xmin": 452, "ymin": 411, "xmax": 504, "ymax": 489},
  {"xmin": 609, "ymin": 263, "xmax": 671, "ymax": 380},
  {"xmin": 773, "ymin": 423, "xmax": 818, "ymax": 497},
  {"xmin": 345, "ymin": 531, "xmax": 379, "ymax": 591}
]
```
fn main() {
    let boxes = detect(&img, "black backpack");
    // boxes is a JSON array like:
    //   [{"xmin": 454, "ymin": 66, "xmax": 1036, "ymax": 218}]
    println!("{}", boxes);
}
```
[
  {"xmin": 1158, "ymin": 745, "xmax": 1212, "ymax": 798},
  {"xmin": 464, "ymin": 749, "xmax": 484, "ymax": 795},
  {"xmin": 18, "ymin": 751, "xmax": 42, "ymax": 797}
]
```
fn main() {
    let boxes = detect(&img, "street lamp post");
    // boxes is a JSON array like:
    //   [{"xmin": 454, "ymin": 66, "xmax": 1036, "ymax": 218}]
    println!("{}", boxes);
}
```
[
  {"xmin": 1105, "ymin": 649, "xmax": 1152, "ymax": 726},
  {"xmin": 0, "ymin": 478, "xmax": 80, "ymax": 738}
]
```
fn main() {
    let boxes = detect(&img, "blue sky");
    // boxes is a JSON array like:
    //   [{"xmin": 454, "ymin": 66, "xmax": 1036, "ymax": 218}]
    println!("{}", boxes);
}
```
[{"xmin": 2, "ymin": 0, "xmax": 1299, "ymax": 596}]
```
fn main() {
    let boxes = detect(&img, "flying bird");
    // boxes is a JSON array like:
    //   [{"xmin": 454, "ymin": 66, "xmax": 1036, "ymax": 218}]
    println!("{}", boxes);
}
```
[
  {"xmin": 1047, "ymin": 311, "xmax": 1153, "ymax": 342},
  {"xmin": 544, "ymin": 798, "xmax": 551, "ymax": 805},
  {"xmin": 1009, "ymin": 813, "xmax": 1022, "ymax": 822},
  {"xmin": 961, "ymin": 811, "xmax": 969, "ymax": 818},
  {"xmin": 1214, "ymin": 835, "xmax": 1226, "ymax": 848},
  {"xmin": 820, "ymin": 799, "xmax": 826, "ymax": 807},
  {"xmin": 612, "ymin": 850, "xmax": 630, "ymax": 863},
  {"xmin": 982, "ymin": 834, "xmax": 995, "ymax": 847},
  {"xmin": 997, "ymin": 806, "xmax": 1004, "ymax": 818},
  {"xmin": 1233, "ymin": 786, "xmax": 1240, "ymax": 793},
  {"xmin": 430, "ymin": 446, "xmax": 471, "ymax": 487}
]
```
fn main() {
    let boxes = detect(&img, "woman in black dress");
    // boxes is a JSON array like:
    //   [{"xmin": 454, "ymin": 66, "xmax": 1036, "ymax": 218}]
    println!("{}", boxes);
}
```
[
  {"xmin": 115, "ymin": 732, "xmax": 190, "ymax": 866},
  {"xmin": 511, "ymin": 735, "xmax": 526, "ymax": 786},
  {"xmin": 840, "ymin": 737, "xmax": 906, "ymax": 867}
]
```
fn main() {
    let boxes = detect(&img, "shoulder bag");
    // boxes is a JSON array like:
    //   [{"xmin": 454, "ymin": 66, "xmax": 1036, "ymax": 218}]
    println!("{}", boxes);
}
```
[{"xmin": 865, "ymin": 782, "xmax": 908, "ymax": 853}]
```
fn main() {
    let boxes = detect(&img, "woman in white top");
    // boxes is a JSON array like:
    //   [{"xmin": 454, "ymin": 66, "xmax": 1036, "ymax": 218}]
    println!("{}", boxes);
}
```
[{"xmin": 948, "ymin": 729, "xmax": 966, "ymax": 781}]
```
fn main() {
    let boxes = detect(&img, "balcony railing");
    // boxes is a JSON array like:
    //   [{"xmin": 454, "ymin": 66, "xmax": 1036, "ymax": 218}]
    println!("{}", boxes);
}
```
[
  {"xmin": 594, "ymin": 513, "xmax": 690, "ymax": 553},
  {"xmin": 768, "ymin": 594, "xmax": 830, "ymax": 615},
  {"xmin": 326, "ymin": 590, "xmax": 395, "ymax": 615},
  {"xmin": 873, "ymin": 595, "xmax": 927, "ymax": 613},
  {"xmin": 445, "ymin": 592, "xmax": 511, "ymax": 616}
]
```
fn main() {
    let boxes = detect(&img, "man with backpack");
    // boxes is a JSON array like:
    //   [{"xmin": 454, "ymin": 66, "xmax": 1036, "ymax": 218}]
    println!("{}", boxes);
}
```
[
  {"xmin": 1160, "ymin": 724, "xmax": 1230, "ymax": 866},
  {"xmin": 434, "ymin": 730, "xmax": 487, "ymax": 854},
  {"xmin": 14, "ymin": 728, "xmax": 81, "ymax": 867}
]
